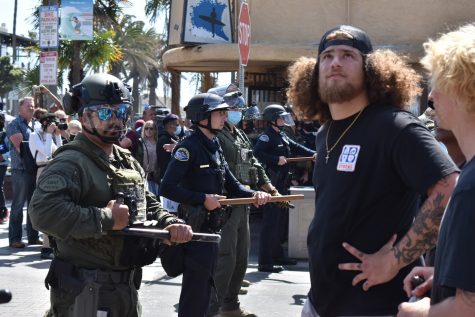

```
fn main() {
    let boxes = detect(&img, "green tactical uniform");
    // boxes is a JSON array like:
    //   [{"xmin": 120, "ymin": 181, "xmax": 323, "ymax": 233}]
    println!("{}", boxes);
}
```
[
  {"xmin": 30, "ymin": 133, "xmax": 180, "ymax": 317},
  {"xmin": 209, "ymin": 122, "xmax": 271, "ymax": 315}
]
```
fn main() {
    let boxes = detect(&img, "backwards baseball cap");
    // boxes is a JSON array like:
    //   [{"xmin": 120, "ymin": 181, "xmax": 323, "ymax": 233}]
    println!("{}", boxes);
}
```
[{"xmin": 318, "ymin": 25, "xmax": 373, "ymax": 55}]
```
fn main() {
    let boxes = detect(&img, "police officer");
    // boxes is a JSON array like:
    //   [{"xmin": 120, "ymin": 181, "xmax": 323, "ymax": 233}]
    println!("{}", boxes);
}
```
[
  {"xmin": 253, "ymin": 104, "xmax": 316, "ymax": 273},
  {"xmin": 207, "ymin": 85, "xmax": 281, "ymax": 317},
  {"xmin": 160, "ymin": 93, "xmax": 270, "ymax": 317},
  {"xmin": 29, "ymin": 73, "xmax": 192, "ymax": 317}
]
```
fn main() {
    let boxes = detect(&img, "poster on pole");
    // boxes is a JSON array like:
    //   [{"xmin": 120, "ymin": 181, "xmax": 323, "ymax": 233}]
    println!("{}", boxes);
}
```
[
  {"xmin": 39, "ymin": 5, "xmax": 59, "ymax": 48},
  {"xmin": 60, "ymin": 0, "xmax": 94, "ymax": 41},
  {"xmin": 40, "ymin": 51, "xmax": 58, "ymax": 86}
]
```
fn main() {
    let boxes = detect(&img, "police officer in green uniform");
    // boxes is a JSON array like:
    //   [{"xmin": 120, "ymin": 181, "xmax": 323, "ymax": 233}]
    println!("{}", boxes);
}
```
[
  {"xmin": 29, "ymin": 73, "xmax": 193, "ymax": 317},
  {"xmin": 207, "ymin": 84, "xmax": 281, "ymax": 317}
]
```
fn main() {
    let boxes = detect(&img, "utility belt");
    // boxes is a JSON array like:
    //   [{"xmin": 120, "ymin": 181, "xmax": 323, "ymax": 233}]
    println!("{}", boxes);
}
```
[
  {"xmin": 45, "ymin": 257, "xmax": 140, "ymax": 292},
  {"xmin": 178, "ymin": 203, "xmax": 232, "ymax": 234},
  {"xmin": 45, "ymin": 257, "xmax": 142, "ymax": 317}
]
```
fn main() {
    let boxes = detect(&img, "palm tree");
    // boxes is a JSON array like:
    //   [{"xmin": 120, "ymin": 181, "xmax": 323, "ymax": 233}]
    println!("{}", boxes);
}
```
[{"xmin": 110, "ymin": 16, "xmax": 164, "ymax": 113}]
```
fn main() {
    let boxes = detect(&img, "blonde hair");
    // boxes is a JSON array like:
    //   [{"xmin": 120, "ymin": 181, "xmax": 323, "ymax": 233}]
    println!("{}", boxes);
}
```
[
  {"xmin": 421, "ymin": 23, "xmax": 475, "ymax": 113},
  {"xmin": 287, "ymin": 50, "xmax": 421, "ymax": 123},
  {"xmin": 68, "ymin": 119, "xmax": 82, "ymax": 133},
  {"xmin": 141, "ymin": 120, "xmax": 158, "ymax": 141}
]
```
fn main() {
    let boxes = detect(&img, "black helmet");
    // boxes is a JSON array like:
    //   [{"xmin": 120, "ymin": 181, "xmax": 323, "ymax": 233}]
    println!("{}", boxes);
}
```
[
  {"xmin": 184, "ymin": 93, "xmax": 230, "ymax": 122},
  {"xmin": 263, "ymin": 104, "xmax": 295, "ymax": 126},
  {"xmin": 62, "ymin": 73, "xmax": 132, "ymax": 115}
]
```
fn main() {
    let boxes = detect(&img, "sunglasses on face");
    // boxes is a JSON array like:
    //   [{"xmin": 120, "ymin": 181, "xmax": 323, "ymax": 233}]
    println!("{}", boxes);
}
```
[
  {"xmin": 144, "ymin": 127, "xmax": 156, "ymax": 130},
  {"xmin": 428, "ymin": 100, "xmax": 434, "ymax": 109},
  {"xmin": 88, "ymin": 104, "xmax": 131, "ymax": 121}
]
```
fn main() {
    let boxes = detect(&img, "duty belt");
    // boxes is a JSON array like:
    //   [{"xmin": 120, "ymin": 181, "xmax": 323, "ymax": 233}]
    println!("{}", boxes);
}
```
[{"xmin": 77, "ymin": 267, "xmax": 135, "ymax": 284}]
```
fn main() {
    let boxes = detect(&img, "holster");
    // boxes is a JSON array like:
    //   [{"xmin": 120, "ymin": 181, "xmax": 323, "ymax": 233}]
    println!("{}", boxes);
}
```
[
  {"xmin": 178, "ymin": 204, "xmax": 232, "ymax": 233},
  {"xmin": 70, "ymin": 275, "xmax": 101, "ymax": 317}
]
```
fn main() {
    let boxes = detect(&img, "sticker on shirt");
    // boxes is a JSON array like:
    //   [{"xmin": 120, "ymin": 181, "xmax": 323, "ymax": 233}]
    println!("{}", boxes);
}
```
[
  {"xmin": 259, "ymin": 134, "xmax": 269, "ymax": 142},
  {"xmin": 38, "ymin": 174, "xmax": 68, "ymax": 192},
  {"xmin": 174, "ymin": 147, "xmax": 190, "ymax": 162},
  {"xmin": 337, "ymin": 145, "xmax": 360, "ymax": 172}
]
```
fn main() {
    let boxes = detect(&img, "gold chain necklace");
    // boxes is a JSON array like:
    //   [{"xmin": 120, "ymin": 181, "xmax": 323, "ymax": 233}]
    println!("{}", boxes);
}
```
[{"xmin": 325, "ymin": 108, "xmax": 365, "ymax": 164}]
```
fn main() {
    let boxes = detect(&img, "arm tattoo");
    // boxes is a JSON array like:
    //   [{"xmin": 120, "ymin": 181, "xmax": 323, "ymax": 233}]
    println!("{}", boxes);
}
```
[{"xmin": 393, "ymin": 177, "xmax": 450, "ymax": 266}]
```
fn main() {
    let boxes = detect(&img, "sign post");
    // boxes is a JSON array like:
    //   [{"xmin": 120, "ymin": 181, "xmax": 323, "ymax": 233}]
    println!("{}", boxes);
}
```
[{"xmin": 238, "ymin": 1, "xmax": 251, "ymax": 100}]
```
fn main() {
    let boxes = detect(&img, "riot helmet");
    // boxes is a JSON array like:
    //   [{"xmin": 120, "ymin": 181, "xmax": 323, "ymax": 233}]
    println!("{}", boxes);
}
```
[
  {"xmin": 62, "ymin": 73, "xmax": 133, "ymax": 143},
  {"xmin": 184, "ymin": 93, "xmax": 230, "ymax": 134},
  {"xmin": 262, "ymin": 104, "xmax": 295, "ymax": 127}
]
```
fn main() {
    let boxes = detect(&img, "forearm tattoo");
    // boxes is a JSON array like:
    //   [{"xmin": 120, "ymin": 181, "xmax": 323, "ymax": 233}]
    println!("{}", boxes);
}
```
[{"xmin": 393, "ymin": 179, "xmax": 449, "ymax": 266}]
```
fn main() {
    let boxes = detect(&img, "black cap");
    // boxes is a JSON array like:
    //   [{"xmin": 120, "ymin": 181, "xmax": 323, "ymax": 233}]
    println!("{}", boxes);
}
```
[
  {"xmin": 318, "ymin": 25, "xmax": 373, "ymax": 55},
  {"xmin": 163, "ymin": 113, "xmax": 179, "ymax": 126}
]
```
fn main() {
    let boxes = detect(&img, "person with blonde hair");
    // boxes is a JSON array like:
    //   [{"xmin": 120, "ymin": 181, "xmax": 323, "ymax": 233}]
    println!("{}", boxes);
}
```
[
  {"xmin": 141, "ymin": 120, "xmax": 159, "ymax": 195},
  {"xmin": 398, "ymin": 23, "xmax": 475, "ymax": 317},
  {"xmin": 67, "ymin": 119, "xmax": 82, "ymax": 141},
  {"xmin": 287, "ymin": 25, "xmax": 458, "ymax": 317}
]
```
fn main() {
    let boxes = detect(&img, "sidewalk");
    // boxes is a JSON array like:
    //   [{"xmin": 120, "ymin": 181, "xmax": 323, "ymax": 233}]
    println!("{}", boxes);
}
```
[{"xmin": 0, "ymin": 207, "xmax": 310, "ymax": 317}]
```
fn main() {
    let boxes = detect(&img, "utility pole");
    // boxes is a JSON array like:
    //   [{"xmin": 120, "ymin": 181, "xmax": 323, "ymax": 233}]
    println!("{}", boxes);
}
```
[{"xmin": 12, "ymin": 0, "xmax": 18, "ymax": 63}]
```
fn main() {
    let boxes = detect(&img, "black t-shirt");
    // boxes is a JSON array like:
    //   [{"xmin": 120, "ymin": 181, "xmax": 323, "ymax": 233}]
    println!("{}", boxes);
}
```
[
  {"xmin": 308, "ymin": 104, "xmax": 457, "ymax": 316},
  {"xmin": 432, "ymin": 157, "xmax": 475, "ymax": 304}
]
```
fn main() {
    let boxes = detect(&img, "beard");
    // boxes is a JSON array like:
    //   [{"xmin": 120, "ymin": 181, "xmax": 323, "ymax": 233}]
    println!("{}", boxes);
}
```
[{"xmin": 319, "ymin": 78, "xmax": 363, "ymax": 104}]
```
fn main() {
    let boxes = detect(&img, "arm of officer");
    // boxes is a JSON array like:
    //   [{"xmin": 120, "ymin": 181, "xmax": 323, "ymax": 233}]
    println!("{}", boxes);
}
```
[
  {"xmin": 29, "ymin": 158, "xmax": 122, "ymax": 240},
  {"xmin": 338, "ymin": 172, "xmax": 458, "ymax": 290},
  {"xmin": 253, "ymin": 134, "xmax": 280, "ymax": 166},
  {"xmin": 288, "ymin": 136, "xmax": 316, "ymax": 157}
]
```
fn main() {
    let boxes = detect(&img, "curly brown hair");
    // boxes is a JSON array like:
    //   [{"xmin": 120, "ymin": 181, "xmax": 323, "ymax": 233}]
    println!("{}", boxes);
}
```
[{"xmin": 287, "ymin": 50, "xmax": 422, "ymax": 123}]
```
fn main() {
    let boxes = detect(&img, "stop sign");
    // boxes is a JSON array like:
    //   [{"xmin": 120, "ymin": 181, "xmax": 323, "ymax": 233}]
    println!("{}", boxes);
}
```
[{"xmin": 238, "ymin": 2, "xmax": 251, "ymax": 66}]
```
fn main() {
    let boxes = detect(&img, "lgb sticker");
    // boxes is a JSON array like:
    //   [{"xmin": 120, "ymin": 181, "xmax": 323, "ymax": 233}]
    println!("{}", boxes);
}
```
[{"xmin": 337, "ymin": 145, "xmax": 360, "ymax": 172}]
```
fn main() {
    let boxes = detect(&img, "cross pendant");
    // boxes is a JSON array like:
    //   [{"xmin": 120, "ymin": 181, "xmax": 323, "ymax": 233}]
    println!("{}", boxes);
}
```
[{"xmin": 325, "ymin": 153, "xmax": 329, "ymax": 164}]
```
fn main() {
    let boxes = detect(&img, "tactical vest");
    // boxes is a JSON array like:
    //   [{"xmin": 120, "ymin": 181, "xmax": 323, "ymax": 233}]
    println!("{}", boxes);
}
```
[
  {"xmin": 218, "ymin": 127, "xmax": 258, "ymax": 186},
  {"xmin": 55, "ymin": 143, "xmax": 160, "ymax": 267}
]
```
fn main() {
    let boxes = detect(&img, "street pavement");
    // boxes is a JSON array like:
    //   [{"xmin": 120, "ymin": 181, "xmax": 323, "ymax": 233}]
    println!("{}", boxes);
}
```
[{"xmin": 0, "ymin": 206, "xmax": 310, "ymax": 317}]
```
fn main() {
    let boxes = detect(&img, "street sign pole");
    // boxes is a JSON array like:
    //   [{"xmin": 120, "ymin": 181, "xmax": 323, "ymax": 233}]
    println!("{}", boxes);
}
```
[{"xmin": 238, "ymin": 1, "xmax": 250, "ymax": 103}]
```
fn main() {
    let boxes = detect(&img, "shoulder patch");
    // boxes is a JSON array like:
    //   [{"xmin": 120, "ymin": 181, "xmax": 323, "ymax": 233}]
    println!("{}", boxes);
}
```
[
  {"xmin": 38, "ymin": 174, "xmax": 68, "ymax": 192},
  {"xmin": 259, "ymin": 134, "xmax": 269, "ymax": 142},
  {"xmin": 174, "ymin": 147, "xmax": 190, "ymax": 162}
]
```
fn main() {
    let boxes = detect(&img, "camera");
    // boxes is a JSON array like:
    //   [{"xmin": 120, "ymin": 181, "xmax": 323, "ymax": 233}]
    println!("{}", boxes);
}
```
[{"xmin": 57, "ymin": 122, "xmax": 68, "ymax": 130}]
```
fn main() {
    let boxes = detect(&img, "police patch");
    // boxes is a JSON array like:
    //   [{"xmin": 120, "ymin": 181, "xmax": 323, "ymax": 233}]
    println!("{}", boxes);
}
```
[
  {"xmin": 174, "ymin": 147, "xmax": 190, "ymax": 161},
  {"xmin": 259, "ymin": 134, "xmax": 269, "ymax": 142},
  {"xmin": 38, "ymin": 174, "xmax": 68, "ymax": 192}
]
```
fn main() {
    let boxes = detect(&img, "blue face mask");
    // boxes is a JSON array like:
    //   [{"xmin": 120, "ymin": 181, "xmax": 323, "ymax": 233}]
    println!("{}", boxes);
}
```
[
  {"xmin": 227, "ymin": 111, "xmax": 242, "ymax": 125},
  {"xmin": 175, "ymin": 125, "xmax": 182, "ymax": 136}
]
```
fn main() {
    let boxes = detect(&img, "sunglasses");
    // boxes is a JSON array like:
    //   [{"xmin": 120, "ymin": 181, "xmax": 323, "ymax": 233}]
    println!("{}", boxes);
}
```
[
  {"xmin": 427, "ymin": 100, "xmax": 434, "ymax": 109},
  {"xmin": 88, "ymin": 104, "xmax": 131, "ymax": 121},
  {"xmin": 144, "ymin": 127, "xmax": 156, "ymax": 130}
]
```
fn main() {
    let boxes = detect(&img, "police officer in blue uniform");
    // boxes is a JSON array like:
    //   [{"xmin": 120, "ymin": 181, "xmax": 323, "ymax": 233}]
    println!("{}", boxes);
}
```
[
  {"xmin": 253, "ymin": 104, "xmax": 316, "ymax": 272},
  {"xmin": 160, "ymin": 93, "xmax": 270, "ymax": 317}
]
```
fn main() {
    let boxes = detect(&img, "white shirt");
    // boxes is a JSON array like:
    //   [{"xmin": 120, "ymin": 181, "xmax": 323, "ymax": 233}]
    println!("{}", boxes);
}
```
[{"xmin": 28, "ymin": 128, "xmax": 63, "ymax": 167}]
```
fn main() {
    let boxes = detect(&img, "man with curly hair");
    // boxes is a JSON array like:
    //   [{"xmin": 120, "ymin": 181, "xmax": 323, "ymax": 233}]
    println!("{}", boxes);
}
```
[
  {"xmin": 287, "ymin": 25, "xmax": 459, "ymax": 317},
  {"xmin": 397, "ymin": 23, "xmax": 475, "ymax": 317}
]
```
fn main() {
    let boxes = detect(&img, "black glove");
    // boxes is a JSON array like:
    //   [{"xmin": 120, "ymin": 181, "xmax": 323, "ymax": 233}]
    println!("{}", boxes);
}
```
[{"xmin": 269, "ymin": 189, "xmax": 292, "ymax": 208}]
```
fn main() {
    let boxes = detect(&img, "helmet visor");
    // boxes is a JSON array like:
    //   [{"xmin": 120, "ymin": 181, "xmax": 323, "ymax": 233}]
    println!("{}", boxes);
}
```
[
  {"xmin": 242, "ymin": 105, "xmax": 261, "ymax": 120},
  {"xmin": 223, "ymin": 92, "xmax": 246, "ymax": 109},
  {"xmin": 279, "ymin": 113, "xmax": 295, "ymax": 126}
]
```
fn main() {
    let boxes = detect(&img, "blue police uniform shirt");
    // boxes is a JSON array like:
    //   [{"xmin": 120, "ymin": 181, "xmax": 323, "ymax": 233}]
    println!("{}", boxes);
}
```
[
  {"xmin": 253, "ymin": 126, "xmax": 316, "ymax": 175},
  {"xmin": 160, "ymin": 128, "xmax": 254, "ymax": 205}
]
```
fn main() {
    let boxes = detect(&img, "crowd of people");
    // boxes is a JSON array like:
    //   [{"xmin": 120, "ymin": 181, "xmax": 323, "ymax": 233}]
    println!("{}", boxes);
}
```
[{"xmin": 0, "ymin": 21, "xmax": 474, "ymax": 317}]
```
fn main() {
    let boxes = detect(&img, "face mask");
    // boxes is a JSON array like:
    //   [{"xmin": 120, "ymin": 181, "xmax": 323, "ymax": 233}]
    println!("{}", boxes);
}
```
[
  {"xmin": 175, "ymin": 125, "xmax": 182, "ymax": 136},
  {"xmin": 227, "ymin": 111, "xmax": 242, "ymax": 125}
]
